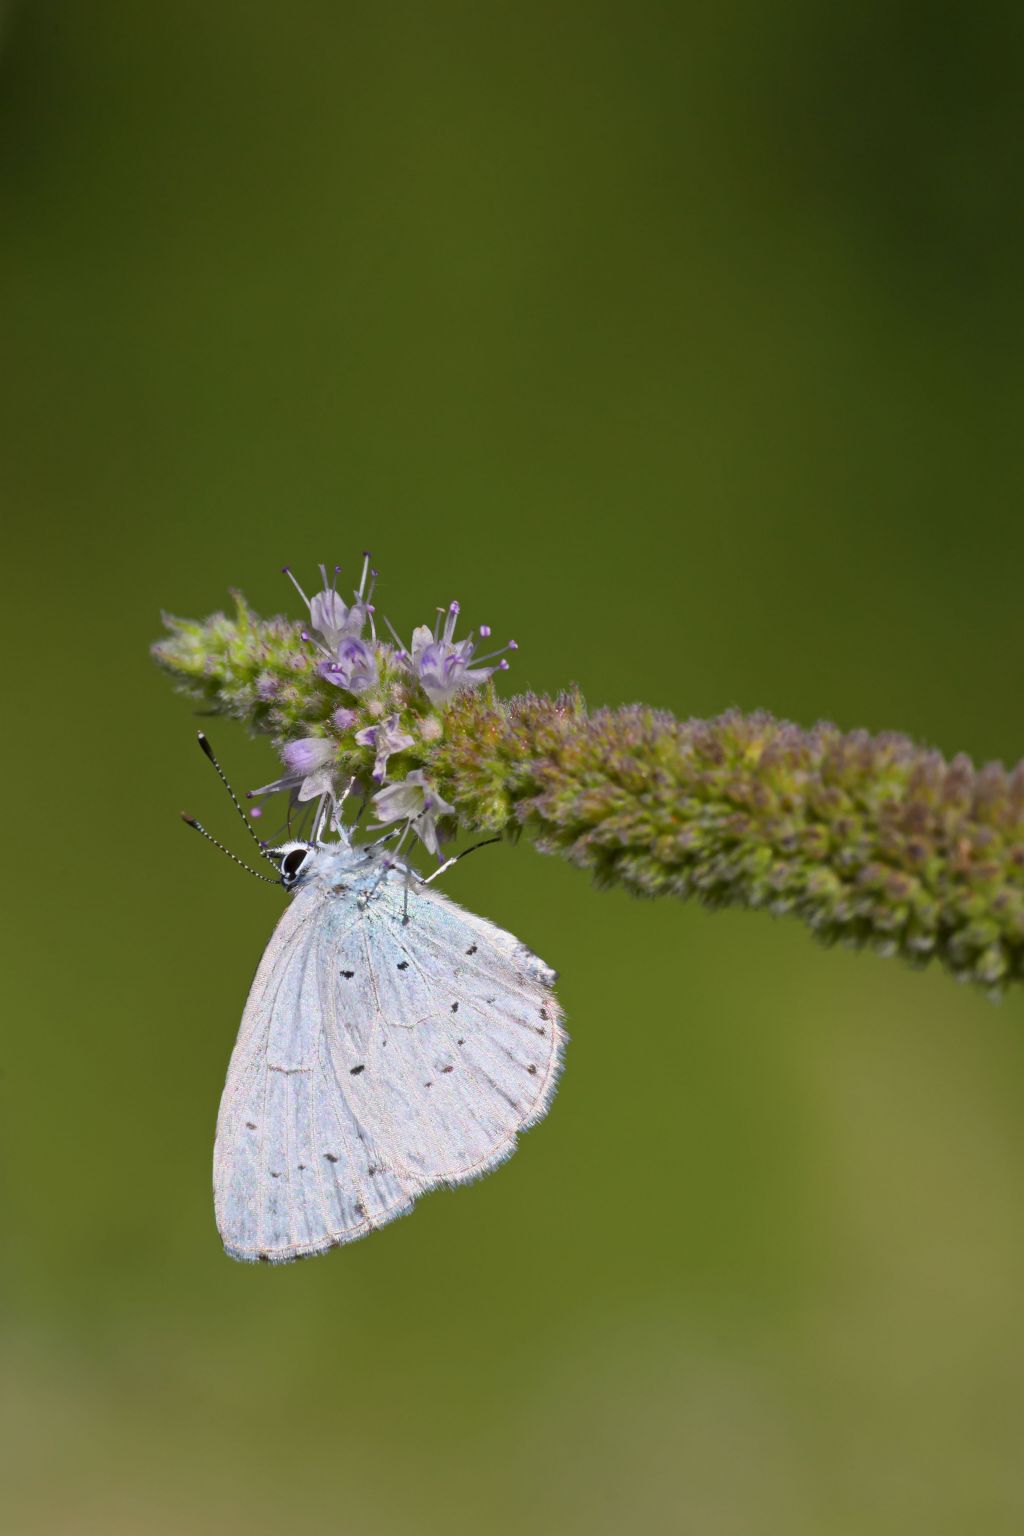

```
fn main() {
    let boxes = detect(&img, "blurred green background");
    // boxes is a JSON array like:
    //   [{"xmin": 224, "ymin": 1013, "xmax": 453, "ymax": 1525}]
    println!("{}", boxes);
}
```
[{"xmin": 3, "ymin": 2, "xmax": 1024, "ymax": 1531}]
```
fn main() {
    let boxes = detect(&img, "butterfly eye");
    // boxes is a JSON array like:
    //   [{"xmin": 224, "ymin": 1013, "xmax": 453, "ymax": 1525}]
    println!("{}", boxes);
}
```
[{"xmin": 282, "ymin": 847, "xmax": 310, "ymax": 882}]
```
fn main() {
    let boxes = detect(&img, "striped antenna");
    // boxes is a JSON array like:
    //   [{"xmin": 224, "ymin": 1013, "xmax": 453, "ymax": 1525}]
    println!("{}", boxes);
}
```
[
  {"xmin": 196, "ymin": 732, "xmax": 278, "ymax": 866},
  {"xmin": 180, "ymin": 813, "xmax": 281, "ymax": 884}
]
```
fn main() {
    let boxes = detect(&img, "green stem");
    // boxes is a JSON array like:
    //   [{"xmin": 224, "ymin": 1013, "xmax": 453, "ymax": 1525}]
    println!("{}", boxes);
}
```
[{"xmin": 430, "ymin": 691, "xmax": 1024, "ymax": 994}]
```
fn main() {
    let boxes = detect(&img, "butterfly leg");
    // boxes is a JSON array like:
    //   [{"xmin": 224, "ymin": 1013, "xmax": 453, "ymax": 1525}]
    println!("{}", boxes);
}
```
[
  {"xmin": 327, "ymin": 775, "xmax": 357, "ymax": 836},
  {"xmin": 360, "ymin": 825, "xmax": 412, "ymax": 906},
  {"xmin": 362, "ymin": 826, "xmax": 406, "ymax": 854},
  {"xmin": 418, "ymin": 837, "xmax": 501, "ymax": 886},
  {"xmin": 311, "ymin": 793, "xmax": 332, "ymax": 845},
  {"xmin": 288, "ymin": 795, "xmax": 317, "ymax": 843}
]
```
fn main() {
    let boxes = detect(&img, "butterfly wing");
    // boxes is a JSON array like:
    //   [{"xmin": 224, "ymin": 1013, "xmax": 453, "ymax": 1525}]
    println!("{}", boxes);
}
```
[
  {"xmin": 213, "ymin": 885, "xmax": 416, "ymax": 1263},
  {"xmin": 214, "ymin": 874, "xmax": 566, "ymax": 1264},
  {"xmin": 344, "ymin": 879, "xmax": 566, "ymax": 1191}
]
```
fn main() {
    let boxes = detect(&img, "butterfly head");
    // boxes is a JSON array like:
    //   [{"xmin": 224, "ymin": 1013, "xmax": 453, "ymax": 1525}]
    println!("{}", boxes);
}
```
[
  {"xmin": 266, "ymin": 840, "xmax": 318, "ymax": 890},
  {"xmin": 181, "ymin": 736, "xmax": 358, "ymax": 890}
]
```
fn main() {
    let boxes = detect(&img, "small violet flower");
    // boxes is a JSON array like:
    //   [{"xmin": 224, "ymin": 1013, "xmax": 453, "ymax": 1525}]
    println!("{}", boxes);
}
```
[
  {"xmin": 388, "ymin": 601, "xmax": 517, "ymax": 708},
  {"xmin": 371, "ymin": 769, "xmax": 453, "ymax": 858},
  {"xmin": 355, "ymin": 713, "xmax": 415, "ymax": 783},
  {"xmin": 285, "ymin": 556, "xmax": 382, "ymax": 694},
  {"xmin": 249, "ymin": 736, "xmax": 339, "ymax": 805},
  {"xmin": 283, "ymin": 556, "xmax": 375, "ymax": 649},
  {"xmin": 318, "ymin": 635, "xmax": 379, "ymax": 694}
]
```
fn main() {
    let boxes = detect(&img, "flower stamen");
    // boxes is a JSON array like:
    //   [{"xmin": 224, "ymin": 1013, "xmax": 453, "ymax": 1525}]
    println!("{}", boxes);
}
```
[{"xmin": 282, "ymin": 566, "xmax": 311, "ymax": 607}]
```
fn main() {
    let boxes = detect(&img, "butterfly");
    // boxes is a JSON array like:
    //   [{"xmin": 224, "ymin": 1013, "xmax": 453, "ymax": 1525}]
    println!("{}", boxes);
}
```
[{"xmin": 184, "ymin": 735, "xmax": 567, "ymax": 1263}]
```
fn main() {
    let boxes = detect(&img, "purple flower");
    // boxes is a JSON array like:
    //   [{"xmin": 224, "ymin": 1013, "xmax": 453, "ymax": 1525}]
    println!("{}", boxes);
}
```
[
  {"xmin": 249, "ymin": 735, "xmax": 339, "ymax": 805},
  {"xmin": 355, "ymin": 713, "xmax": 415, "ymax": 782},
  {"xmin": 371, "ymin": 769, "xmax": 453, "ymax": 857},
  {"xmin": 388, "ymin": 601, "xmax": 517, "ymax": 708},
  {"xmin": 319, "ymin": 635, "xmax": 379, "ymax": 694},
  {"xmin": 283, "ymin": 555, "xmax": 376, "ymax": 649}
]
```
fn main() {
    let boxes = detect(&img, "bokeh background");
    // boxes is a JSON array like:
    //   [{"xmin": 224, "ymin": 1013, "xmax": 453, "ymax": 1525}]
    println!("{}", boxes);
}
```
[{"xmin": 3, "ymin": 3, "xmax": 1024, "ymax": 1531}]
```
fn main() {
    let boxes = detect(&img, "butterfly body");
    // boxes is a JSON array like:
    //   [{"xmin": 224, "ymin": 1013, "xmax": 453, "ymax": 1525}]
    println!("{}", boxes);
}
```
[{"xmin": 213, "ymin": 834, "xmax": 566, "ymax": 1263}]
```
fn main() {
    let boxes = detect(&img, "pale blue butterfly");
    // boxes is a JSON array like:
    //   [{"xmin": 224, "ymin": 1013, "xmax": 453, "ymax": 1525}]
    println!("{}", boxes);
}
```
[{"xmin": 183, "ymin": 734, "xmax": 566, "ymax": 1264}]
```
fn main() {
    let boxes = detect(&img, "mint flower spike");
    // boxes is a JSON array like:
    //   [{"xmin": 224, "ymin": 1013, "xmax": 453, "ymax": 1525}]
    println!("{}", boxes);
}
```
[
  {"xmin": 371, "ymin": 770, "xmax": 453, "ymax": 858},
  {"xmin": 387, "ymin": 599, "xmax": 518, "ymax": 707},
  {"xmin": 153, "ymin": 564, "xmax": 1024, "ymax": 996}
]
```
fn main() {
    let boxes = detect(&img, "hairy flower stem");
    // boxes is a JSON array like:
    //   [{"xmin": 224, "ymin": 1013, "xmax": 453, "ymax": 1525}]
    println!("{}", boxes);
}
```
[
  {"xmin": 430, "ymin": 692, "xmax": 1024, "ymax": 995},
  {"xmin": 154, "ymin": 598, "xmax": 1024, "ymax": 994}
]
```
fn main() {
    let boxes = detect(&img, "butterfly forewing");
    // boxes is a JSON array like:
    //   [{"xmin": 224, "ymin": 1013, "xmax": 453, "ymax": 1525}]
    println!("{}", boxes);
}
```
[{"xmin": 213, "ymin": 862, "xmax": 566, "ymax": 1263}]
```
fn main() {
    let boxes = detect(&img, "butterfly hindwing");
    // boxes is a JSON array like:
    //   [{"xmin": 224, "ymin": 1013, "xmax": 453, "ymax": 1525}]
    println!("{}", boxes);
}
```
[{"xmin": 353, "ymin": 885, "xmax": 565, "ymax": 1186}]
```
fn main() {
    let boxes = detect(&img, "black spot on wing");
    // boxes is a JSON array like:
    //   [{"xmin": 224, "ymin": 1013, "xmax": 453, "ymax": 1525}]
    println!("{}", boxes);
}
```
[
  {"xmin": 349, "ymin": 1064, "xmax": 365, "ymax": 1076},
  {"xmin": 340, "ymin": 969, "xmax": 355, "ymax": 979}
]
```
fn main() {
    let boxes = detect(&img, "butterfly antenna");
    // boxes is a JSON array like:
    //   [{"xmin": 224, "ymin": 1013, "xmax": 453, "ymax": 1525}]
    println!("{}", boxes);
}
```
[
  {"xmin": 196, "ymin": 732, "xmax": 278, "ymax": 866},
  {"xmin": 180, "ymin": 813, "xmax": 281, "ymax": 884}
]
